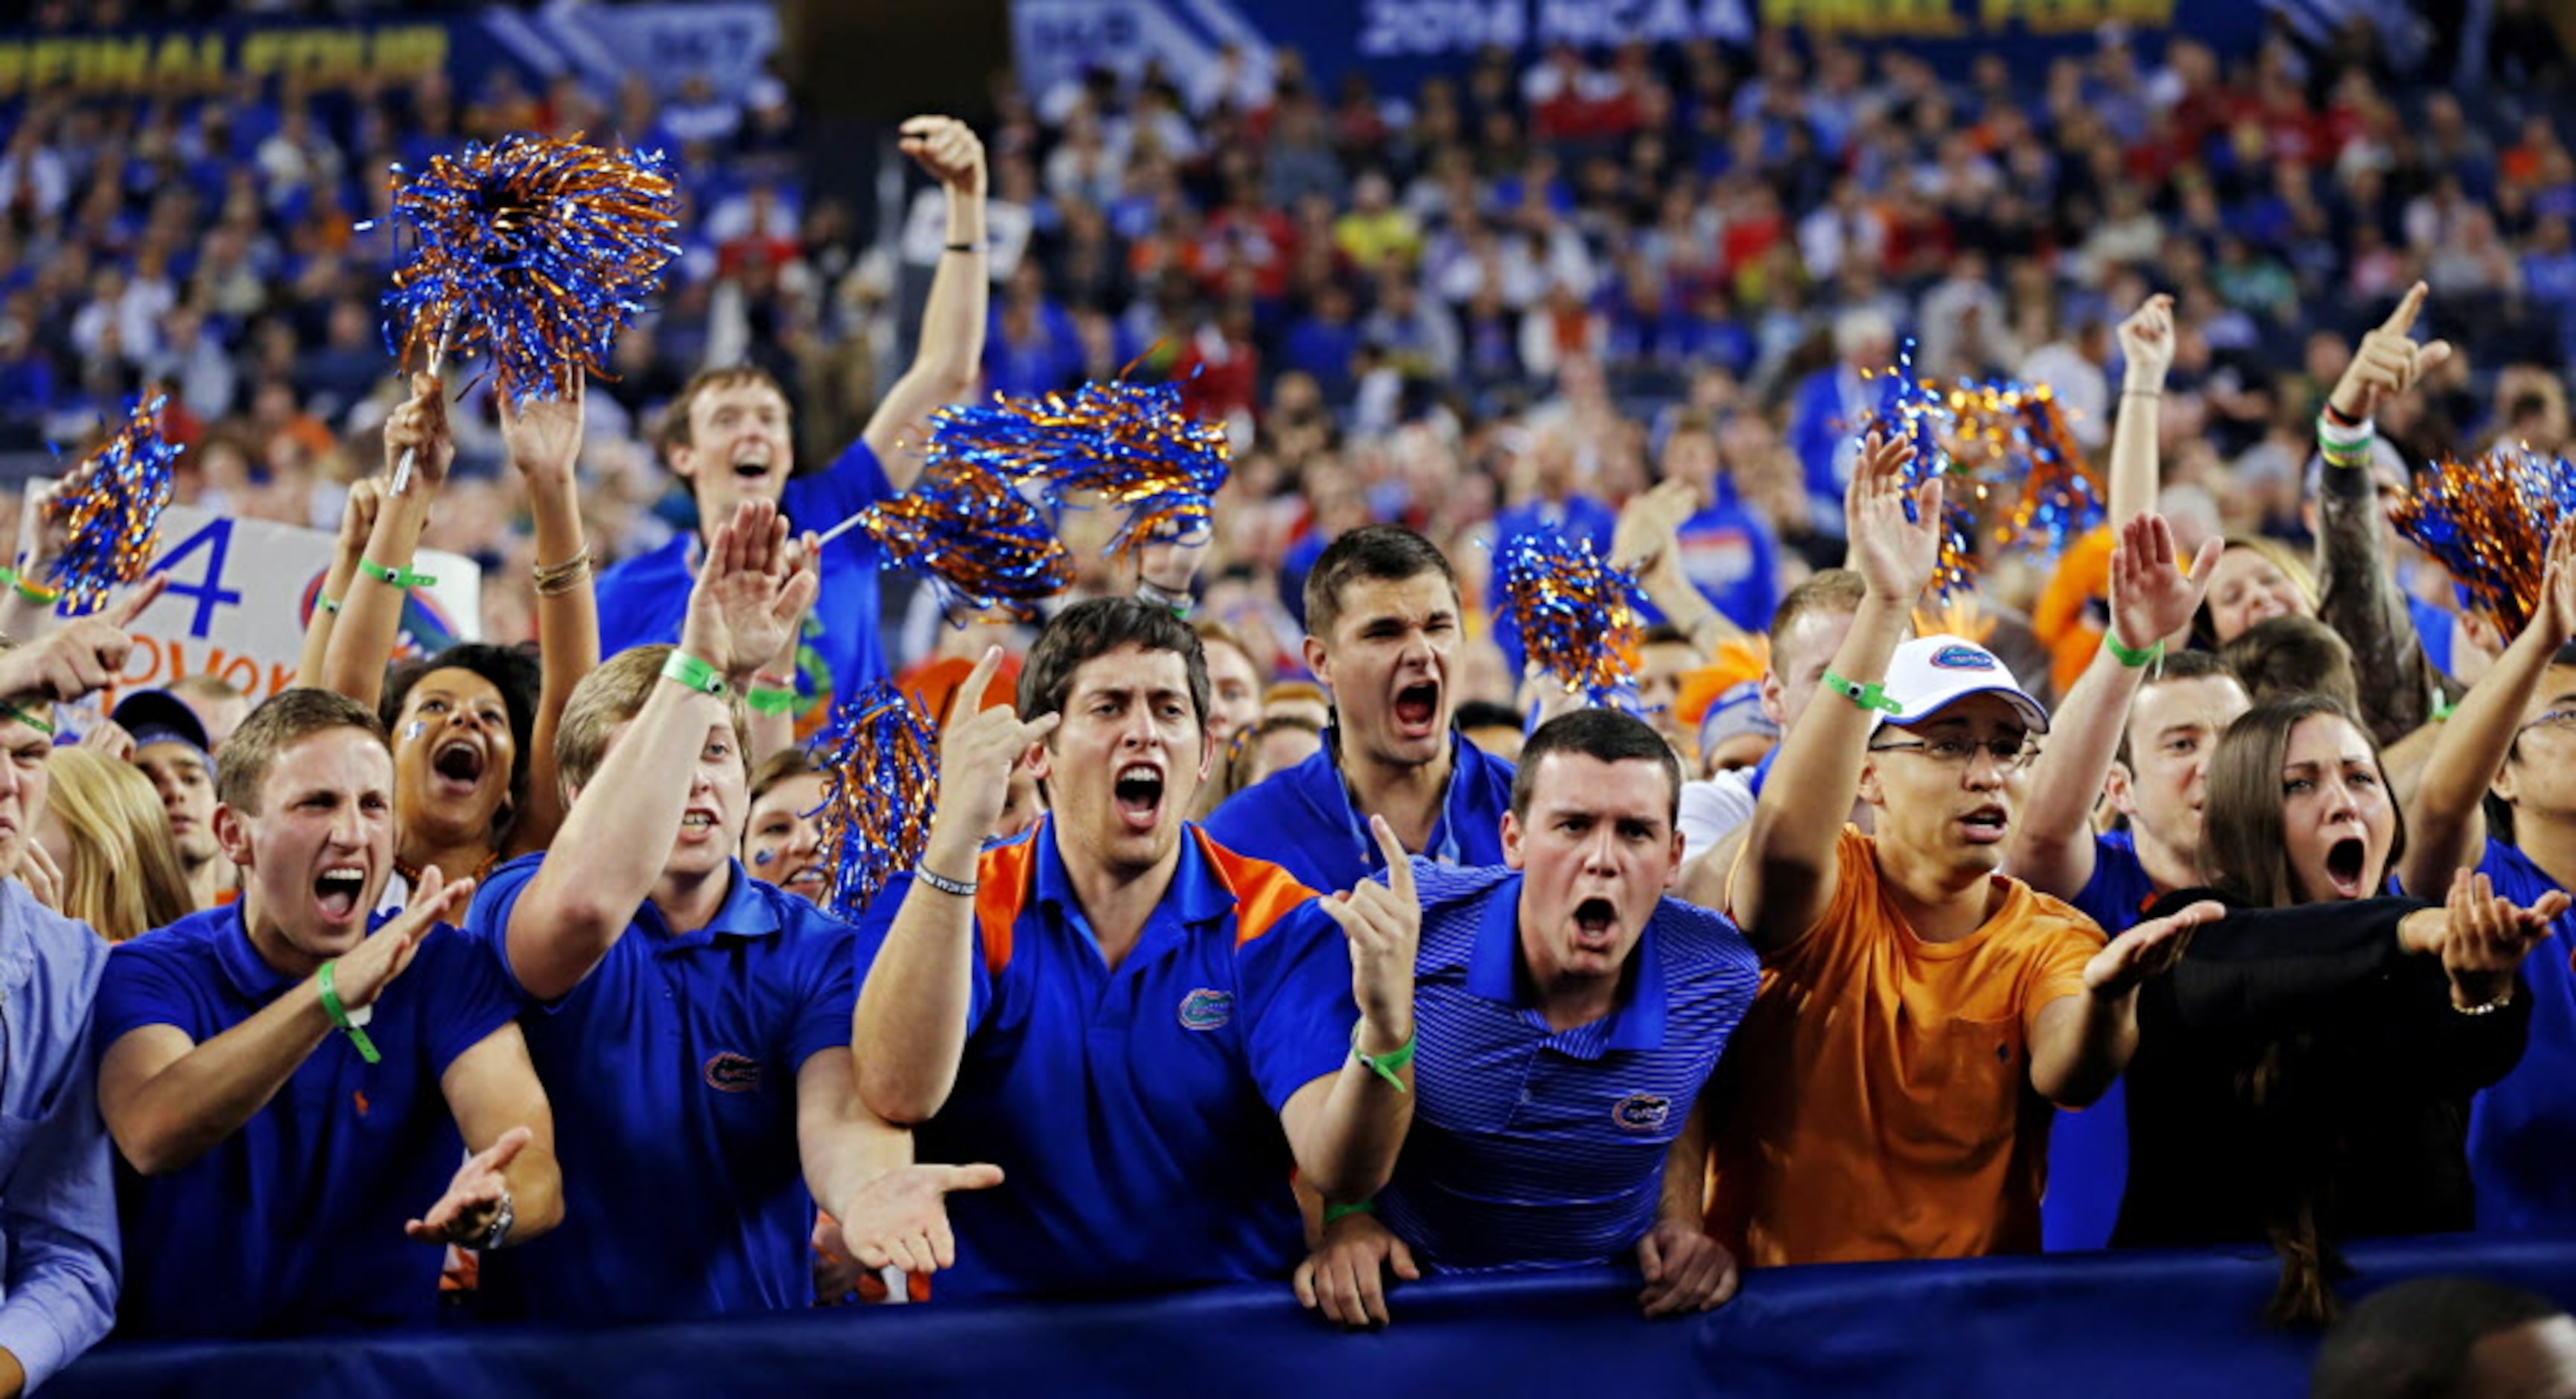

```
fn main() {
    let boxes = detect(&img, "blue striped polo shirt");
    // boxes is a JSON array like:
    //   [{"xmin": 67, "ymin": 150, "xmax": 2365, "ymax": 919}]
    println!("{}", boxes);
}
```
[{"xmin": 1376, "ymin": 863, "xmax": 1761, "ymax": 1271}]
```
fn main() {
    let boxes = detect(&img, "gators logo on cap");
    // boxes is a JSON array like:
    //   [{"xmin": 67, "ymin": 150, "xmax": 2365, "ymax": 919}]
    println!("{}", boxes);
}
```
[
  {"xmin": 1930, "ymin": 644, "xmax": 1995, "ymax": 670},
  {"xmin": 703, "ymin": 1051, "xmax": 763, "ymax": 1093},
  {"xmin": 1178, "ymin": 989, "xmax": 1233, "ymax": 1031}
]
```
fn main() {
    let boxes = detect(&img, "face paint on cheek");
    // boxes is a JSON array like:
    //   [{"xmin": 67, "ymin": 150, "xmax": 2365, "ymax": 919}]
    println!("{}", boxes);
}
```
[
  {"xmin": 403, "ymin": 721, "xmax": 427, "ymax": 743},
  {"xmin": 753, "ymin": 849, "xmax": 774, "ymax": 866}
]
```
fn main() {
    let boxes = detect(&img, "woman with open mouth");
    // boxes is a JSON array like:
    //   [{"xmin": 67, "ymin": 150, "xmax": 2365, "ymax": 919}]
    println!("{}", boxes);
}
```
[
  {"xmin": 2111, "ymin": 693, "xmax": 2559, "ymax": 1324},
  {"xmin": 744, "ymin": 749, "xmax": 828, "ymax": 904},
  {"xmin": 378, "ymin": 644, "xmax": 542, "ymax": 907}
]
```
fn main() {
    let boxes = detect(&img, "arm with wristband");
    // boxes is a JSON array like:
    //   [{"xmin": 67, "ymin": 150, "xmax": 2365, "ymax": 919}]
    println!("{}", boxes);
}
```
[
  {"xmin": 2010, "ymin": 513, "xmax": 2222, "ymax": 903},
  {"xmin": 499, "ymin": 500, "xmax": 815, "ymax": 1002},
  {"xmin": 863, "ymin": 116, "xmax": 988, "ymax": 489},
  {"xmin": 96, "ymin": 867, "xmax": 477, "ymax": 1177},
  {"xmin": 1277, "ymin": 812, "xmax": 1419, "ymax": 1204},
  {"xmin": 296, "ymin": 478, "xmax": 385, "ymax": 691},
  {"xmin": 319, "ymin": 372, "xmax": 448, "ymax": 711},
  {"xmin": 1725, "ymin": 431, "xmax": 1930, "ymax": 954},
  {"xmin": 502, "ymin": 381, "xmax": 597, "ymax": 859}
]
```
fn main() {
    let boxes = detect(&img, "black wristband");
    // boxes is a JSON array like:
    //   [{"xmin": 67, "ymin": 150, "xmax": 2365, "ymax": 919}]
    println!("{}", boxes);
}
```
[{"xmin": 943, "ymin": 241, "xmax": 980, "ymax": 254}]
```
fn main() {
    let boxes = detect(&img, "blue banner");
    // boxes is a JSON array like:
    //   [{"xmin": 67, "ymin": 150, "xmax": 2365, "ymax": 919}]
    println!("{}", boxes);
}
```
[
  {"xmin": 0, "ymin": 3, "xmax": 776, "ymax": 105},
  {"xmin": 1013, "ymin": 0, "xmax": 2265, "ymax": 105}
]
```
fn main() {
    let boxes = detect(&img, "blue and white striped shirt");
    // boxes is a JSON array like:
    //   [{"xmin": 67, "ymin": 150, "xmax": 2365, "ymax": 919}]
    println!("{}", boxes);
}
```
[{"xmin": 1378, "ymin": 863, "xmax": 1760, "ymax": 1272}]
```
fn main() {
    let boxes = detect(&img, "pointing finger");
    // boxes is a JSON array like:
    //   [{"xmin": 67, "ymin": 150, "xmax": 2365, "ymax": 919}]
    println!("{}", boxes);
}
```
[
  {"xmin": 1369, "ymin": 813, "xmax": 1414, "ymax": 901},
  {"xmin": 102, "ymin": 572, "xmax": 167, "ymax": 628},
  {"xmin": 2382, "ymin": 282, "xmax": 2429, "ymax": 337},
  {"xmin": 958, "ymin": 645, "xmax": 1005, "ymax": 717}
]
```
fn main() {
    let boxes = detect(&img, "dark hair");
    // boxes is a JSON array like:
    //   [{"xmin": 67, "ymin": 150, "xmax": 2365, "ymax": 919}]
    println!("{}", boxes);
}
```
[
  {"xmin": 384, "ymin": 643, "xmax": 540, "ymax": 843},
  {"xmin": 2221, "ymin": 615, "xmax": 2358, "ymax": 713},
  {"xmin": 1641, "ymin": 621, "xmax": 1693, "ymax": 649},
  {"xmin": 218, "ymin": 689, "xmax": 388, "ymax": 815},
  {"xmin": 1510, "ymin": 707, "xmax": 1684, "ymax": 828},
  {"xmin": 748, "ymin": 746, "xmax": 821, "ymax": 805},
  {"xmin": 1452, "ymin": 699, "xmax": 1522, "ymax": 733},
  {"xmin": 2310, "ymin": 1275, "xmax": 2567, "ymax": 1399},
  {"xmin": 2203, "ymin": 694, "xmax": 2406, "ymax": 910},
  {"xmin": 2114, "ymin": 649, "xmax": 2245, "ymax": 767},
  {"xmin": 1303, "ymin": 524, "xmax": 1459, "ymax": 642},
  {"xmin": 1019, "ymin": 597, "xmax": 1210, "ymax": 732}
]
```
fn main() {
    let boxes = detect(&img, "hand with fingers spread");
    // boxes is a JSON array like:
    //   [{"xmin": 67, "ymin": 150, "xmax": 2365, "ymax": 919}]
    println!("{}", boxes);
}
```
[
  {"xmin": 679, "ymin": 499, "xmax": 820, "ymax": 686},
  {"xmin": 383, "ymin": 372, "xmax": 456, "ymax": 490},
  {"xmin": 2084, "ymin": 899, "xmax": 2221, "ymax": 997},
  {"xmin": 1319, "ymin": 814, "xmax": 1421, "ymax": 1043},
  {"xmin": 1294, "ymin": 1207, "xmax": 1421, "ymax": 1328},
  {"xmin": 2329, "ymin": 282, "xmax": 2454, "ymax": 425},
  {"xmin": 2530, "ymin": 519, "xmax": 2576, "ymax": 648},
  {"xmin": 2108, "ymin": 513, "xmax": 2224, "ymax": 655},
  {"xmin": 2117, "ymin": 293, "xmax": 2177, "ymax": 391},
  {"xmin": 328, "ymin": 865, "xmax": 475, "ymax": 1015},
  {"xmin": 0, "ymin": 574, "xmax": 165, "ymax": 705},
  {"xmin": 1635, "ymin": 1218, "xmax": 1741, "ymax": 1318},
  {"xmin": 1842, "ymin": 430, "xmax": 1941, "ymax": 604},
  {"xmin": 1610, "ymin": 479, "xmax": 1697, "ymax": 574},
  {"xmin": 405, "ymin": 1125, "xmax": 532, "ymax": 1247},
  {"xmin": 834, "ymin": 1162, "xmax": 1005, "ymax": 1275},
  {"xmin": 19, "ymin": 454, "xmax": 107, "ymax": 578},
  {"xmin": 900, "ymin": 115, "xmax": 987, "ymax": 198},
  {"xmin": 2440, "ymin": 869, "xmax": 2565, "ymax": 1011},
  {"xmin": 500, "ymin": 376, "xmax": 586, "ymax": 483},
  {"xmin": 924, "ymin": 647, "xmax": 1059, "ymax": 857}
]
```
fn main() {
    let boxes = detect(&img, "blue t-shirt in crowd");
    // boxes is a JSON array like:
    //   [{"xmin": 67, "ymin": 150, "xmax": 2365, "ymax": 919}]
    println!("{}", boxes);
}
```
[
  {"xmin": 1378, "ymin": 864, "xmax": 1759, "ymax": 1270},
  {"xmin": 1650, "ymin": 483, "xmax": 1782, "ymax": 638},
  {"xmin": 2466, "ymin": 838, "xmax": 2576, "ymax": 1233},
  {"xmin": 595, "ymin": 435, "xmax": 897, "ymax": 708},
  {"xmin": 465, "ymin": 854, "xmax": 858, "ymax": 1324},
  {"xmin": 98, "ymin": 904, "xmax": 519, "ymax": 1337},
  {"xmin": 854, "ymin": 820, "xmax": 1356, "ymax": 1301},
  {"xmin": 1204, "ymin": 729, "xmax": 1516, "ymax": 895}
]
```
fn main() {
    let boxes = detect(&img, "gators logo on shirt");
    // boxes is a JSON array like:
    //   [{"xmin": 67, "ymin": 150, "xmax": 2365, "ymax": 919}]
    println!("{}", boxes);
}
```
[
  {"xmin": 1612, "ymin": 1094, "xmax": 1672, "ymax": 1132},
  {"xmin": 703, "ymin": 1052, "xmax": 763, "ymax": 1093},
  {"xmin": 1177, "ymin": 989, "xmax": 1233, "ymax": 1031},
  {"xmin": 1930, "ymin": 644, "xmax": 1995, "ymax": 670}
]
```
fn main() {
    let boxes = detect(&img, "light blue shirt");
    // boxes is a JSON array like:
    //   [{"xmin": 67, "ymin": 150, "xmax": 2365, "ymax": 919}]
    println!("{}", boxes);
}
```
[{"xmin": 0, "ymin": 879, "xmax": 116, "ymax": 1385}]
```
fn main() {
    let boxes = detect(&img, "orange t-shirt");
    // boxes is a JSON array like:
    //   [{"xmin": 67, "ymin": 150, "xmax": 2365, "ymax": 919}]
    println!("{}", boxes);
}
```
[{"xmin": 1708, "ymin": 827, "xmax": 2104, "ymax": 1266}]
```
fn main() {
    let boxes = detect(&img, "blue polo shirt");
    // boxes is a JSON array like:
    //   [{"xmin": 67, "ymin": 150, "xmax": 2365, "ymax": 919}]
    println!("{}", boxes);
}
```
[
  {"xmin": 1203, "ymin": 729, "xmax": 1516, "ymax": 895},
  {"xmin": 2466, "ymin": 838, "xmax": 2576, "ymax": 1232},
  {"xmin": 1378, "ymin": 864, "xmax": 1759, "ymax": 1271},
  {"xmin": 853, "ymin": 819, "xmax": 1354, "ymax": 1301},
  {"xmin": 464, "ymin": 854, "xmax": 857, "ymax": 1324},
  {"xmin": 2042, "ymin": 829, "xmax": 2162, "ymax": 1254},
  {"xmin": 97, "ymin": 904, "xmax": 519, "ymax": 1337},
  {"xmin": 595, "ymin": 435, "xmax": 896, "ymax": 706}
]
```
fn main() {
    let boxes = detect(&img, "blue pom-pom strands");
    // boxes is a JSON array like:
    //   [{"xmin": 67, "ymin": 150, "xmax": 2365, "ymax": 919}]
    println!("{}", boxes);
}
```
[
  {"xmin": 45, "ymin": 395, "xmax": 179, "ymax": 615},
  {"xmin": 2394, "ymin": 447, "xmax": 2576, "ymax": 638},
  {"xmin": 914, "ymin": 378, "xmax": 1231, "ymax": 559},
  {"xmin": 843, "ymin": 458, "xmax": 1072, "ymax": 622},
  {"xmin": 367, "ymin": 133, "xmax": 681, "ymax": 489},
  {"xmin": 1502, "ymin": 530, "xmax": 1646, "ymax": 706},
  {"xmin": 810, "ymin": 683, "xmax": 941, "ymax": 923}
]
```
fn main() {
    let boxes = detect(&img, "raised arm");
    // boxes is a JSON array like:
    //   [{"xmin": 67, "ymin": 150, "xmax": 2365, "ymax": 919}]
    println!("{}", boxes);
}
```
[
  {"xmin": 500, "ymin": 501, "xmax": 813, "ymax": 1000},
  {"xmin": 319, "ymin": 373, "xmax": 451, "ymax": 710},
  {"xmin": 862, "ymin": 116, "xmax": 989, "ymax": 489},
  {"xmin": 1728, "ymin": 432, "xmax": 1933, "ymax": 952},
  {"xmin": 852, "ymin": 645, "xmax": 1055, "ymax": 1123},
  {"xmin": 1278, "ymin": 817, "xmax": 1420, "ymax": 1205},
  {"xmin": 500, "ymin": 381, "xmax": 596, "ymax": 858},
  {"xmin": 1615, "ymin": 479, "xmax": 1744, "ymax": 656},
  {"xmin": 2010, "ymin": 513, "xmax": 2219, "ymax": 901},
  {"xmin": 2400, "ymin": 523, "xmax": 2576, "ymax": 897},
  {"xmin": 2108, "ymin": 294, "xmax": 2174, "ymax": 530},
  {"xmin": 1, "ymin": 454, "xmax": 113, "ymax": 644},
  {"xmin": 98, "ymin": 869, "xmax": 473, "ymax": 1176},
  {"xmin": 296, "ymin": 479, "xmax": 382, "ymax": 691}
]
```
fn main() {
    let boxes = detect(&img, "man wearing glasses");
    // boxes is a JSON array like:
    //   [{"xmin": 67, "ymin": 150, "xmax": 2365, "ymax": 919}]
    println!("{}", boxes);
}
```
[{"xmin": 1694, "ymin": 433, "xmax": 2210, "ymax": 1267}]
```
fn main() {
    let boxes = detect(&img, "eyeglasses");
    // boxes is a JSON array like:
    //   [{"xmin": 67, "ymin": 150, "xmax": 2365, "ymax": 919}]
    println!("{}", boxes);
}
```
[
  {"xmin": 2519, "ymin": 708, "xmax": 2576, "ymax": 737},
  {"xmin": 1866, "ymin": 736, "xmax": 2041, "ymax": 773}
]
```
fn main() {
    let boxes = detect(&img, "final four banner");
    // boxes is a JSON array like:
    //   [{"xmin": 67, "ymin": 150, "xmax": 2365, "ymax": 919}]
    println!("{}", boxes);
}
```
[{"xmin": 1012, "ymin": 0, "xmax": 2265, "ymax": 104}]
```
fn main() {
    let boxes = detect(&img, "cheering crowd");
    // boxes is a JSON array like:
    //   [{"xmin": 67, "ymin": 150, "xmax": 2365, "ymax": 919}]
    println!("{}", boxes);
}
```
[{"xmin": 0, "ymin": 15, "xmax": 2573, "ymax": 1395}]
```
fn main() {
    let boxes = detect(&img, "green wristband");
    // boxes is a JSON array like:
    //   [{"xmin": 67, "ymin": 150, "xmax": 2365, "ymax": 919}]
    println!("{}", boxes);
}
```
[
  {"xmin": 315, "ymin": 593, "xmax": 342, "ymax": 616},
  {"xmin": 0, "ymin": 699, "xmax": 54, "ymax": 737},
  {"xmin": 745, "ymin": 685, "xmax": 798, "ymax": 717},
  {"xmin": 660, "ymin": 650, "xmax": 729, "ymax": 698},
  {"xmin": 357, "ymin": 558, "xmax": 438, "ymax": 591},
  {"xmin": 1323, "ymin": 1199, "xmax": 1376, "ymax": 1227},
  {"xmin": 1821, "ymin": 669, "xmax": 1905, "ymax": 717},
  {"xmin": 2102, "ymin": 633, "xmax": 2163, "ymax": 670},
  {"xmin": 1351, "ymin": 1023, "xmax": 1413, "ymax": 1092},
  {"xmin": 317, "ymin": 960, "xmax": 381, "ymax": 1065}
]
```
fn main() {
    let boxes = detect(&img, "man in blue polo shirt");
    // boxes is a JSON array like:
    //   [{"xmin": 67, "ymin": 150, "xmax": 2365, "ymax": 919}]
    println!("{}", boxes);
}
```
[
  {"xmin": 1208, "ymin": 524, "xmax": 1514, "ymax": 893},
  {"xmin": 595, "ymin": 114, "xmax": 988, "ymax": 711},
  {"xmin": 852, "ymin": 598, "xmax": 1421, "ymax": 1300},
  {"xmin": 96, "ymin": 689, "xmax": 563, "ymax": 1337},
  {"xmin": 468, "ymin": 500, "xmax": 916, "ymax": 1322},
  {"xmin": 1293, "ymin": 708, "xmax": 1758, "ymax": 1327},
  {"xmin": 2008, "ymin": 513, "xmax": 2233, "ymax": 1252}
]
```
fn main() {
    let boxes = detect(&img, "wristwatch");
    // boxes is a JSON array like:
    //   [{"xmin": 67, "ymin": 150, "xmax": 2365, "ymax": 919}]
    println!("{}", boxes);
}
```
[{"xmin": 477, "ymin": 1190, "xmax": 516, "ymax": 1252}]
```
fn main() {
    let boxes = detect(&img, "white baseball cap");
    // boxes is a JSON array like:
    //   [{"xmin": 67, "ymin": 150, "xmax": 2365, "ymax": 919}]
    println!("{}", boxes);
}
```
[{"xmin": 1875, "ymin": 635, "xmax": 2050, "ymax": 735}]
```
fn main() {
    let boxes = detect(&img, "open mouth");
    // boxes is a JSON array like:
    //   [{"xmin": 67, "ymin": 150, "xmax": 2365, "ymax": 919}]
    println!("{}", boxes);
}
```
[
  {"xmin": 1573, "ymin": 897, "xmax": 1618, "ymax": 948},
  {"xmin": 1959, "ymin": 805, "xmax": 2010, "ymax": 843},
  {"xmin": 1113, "ymin": 764, "xmax": 1165, "ymax": 831},
  {"xmin": 431, "ymin": 738, "xmax": 486, "ymax": 791},
  {"xmin": 731, "ymin": 450, "xmax": 772, "ymax": 480},
  {"xmin": 314, "ymin": 865, "xmax": 366, "ymax": 923},
  {"xmin": 1393, "ymin": 681, "xmax": 1439, "ymax": 735},
  {"xmin": 2323, "ymin": 836, "xmax": 2369, "ymax": 898},
  {"xmin": 679, "ymin": 810, "xmax": 719, "ymax": 838},
  {"xmin": 783, "ymin": 863, "xmax": 825, "ymax": 890}
]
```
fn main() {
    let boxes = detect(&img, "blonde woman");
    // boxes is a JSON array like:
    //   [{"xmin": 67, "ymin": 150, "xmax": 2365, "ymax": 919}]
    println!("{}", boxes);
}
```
[{"xmin": 32, "ymin": 748, "xmax": 196, "ymax": 942}]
